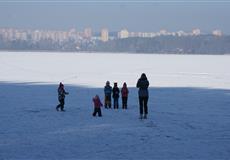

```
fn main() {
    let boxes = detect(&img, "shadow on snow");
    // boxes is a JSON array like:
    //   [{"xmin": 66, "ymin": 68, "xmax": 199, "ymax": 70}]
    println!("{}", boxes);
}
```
[{"xmin": 0, "ymin": 81, "xmax": 230, "ymax": 159}]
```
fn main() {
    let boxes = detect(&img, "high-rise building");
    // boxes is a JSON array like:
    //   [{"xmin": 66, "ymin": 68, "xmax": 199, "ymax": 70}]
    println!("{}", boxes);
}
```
[
  {"xmin": 192, "ymin": 29, "xmax": 201, "ymax": 36},
  {"xmin": 212, "ymin": 29, "xmax": 222, "ymax": 36},
  {"xmin": 118, "ymin": 29, "xmax": 129, "ymax": 39},
  {"xmin": 84, "ymin": 27, "xmax": 92, "ymax": 39},
  {"xmin": 159, "ymin": 29, "xmax": 167, "ymax": 36},
  {"xmin": 101, "ymin": 28, "xmax": 109, "ymax": 42}
]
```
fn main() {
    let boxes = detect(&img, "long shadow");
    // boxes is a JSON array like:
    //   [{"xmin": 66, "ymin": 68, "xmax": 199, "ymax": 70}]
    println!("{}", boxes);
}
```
[
  {"xmin": 1, "ymin": 81, "xmax": 230, "ymax": 124},
  {"xmin": 1, "ymin": 81, "xmax": 230, "ymax": 127}
]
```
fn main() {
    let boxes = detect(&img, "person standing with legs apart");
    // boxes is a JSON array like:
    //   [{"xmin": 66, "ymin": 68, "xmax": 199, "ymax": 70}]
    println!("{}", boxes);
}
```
[
  {"xmin": 56, "ymin": 82, "xmax": 69, "ymax": 112},
  {"xmin": 136, "ymin": 73, "xmax": 149, "ymax": 119},
  {"xmin": 112, "ymin": 82, "xmax": 120, "ymax": 109},
  {"xmin": 121, "ymin": 82, "xmax": 129, "ymax": 109}
]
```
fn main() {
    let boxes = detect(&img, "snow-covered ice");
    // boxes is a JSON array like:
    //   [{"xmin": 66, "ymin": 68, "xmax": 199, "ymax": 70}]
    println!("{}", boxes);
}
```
[
  {"xmin": 0, "ymin": 52, "xmax": 230, "ymax": 159},
  {"xmin": 1, "ymin": 52, "xmax": 230, "ymax": 89}
]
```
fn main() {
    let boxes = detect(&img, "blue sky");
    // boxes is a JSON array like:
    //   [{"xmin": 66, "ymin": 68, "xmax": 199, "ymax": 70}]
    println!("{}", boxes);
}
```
[{"xmin": 0, "ymin": 0, "xmax": 230, "ymax": 34}]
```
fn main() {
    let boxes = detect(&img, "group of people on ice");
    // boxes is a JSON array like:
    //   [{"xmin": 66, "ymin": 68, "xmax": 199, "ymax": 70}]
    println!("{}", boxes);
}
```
[
  {"xmin": 56, "ymin": 73, "xmax": 149, "ymax": 119},
  {"xmin": 92, "ymin": 81, "xmax": 129, "ymax": 117},
  {"xmin": 104, "ymin": 81, "xmax": 129, "ymax": 110}
]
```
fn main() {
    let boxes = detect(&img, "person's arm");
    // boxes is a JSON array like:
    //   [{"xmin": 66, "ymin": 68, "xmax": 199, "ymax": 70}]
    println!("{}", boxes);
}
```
[
  {"xmin": 64, "ymin": 89, "xmax": 69, "ymax": 95},
  {"xmin": 109, "ymin": 86, "xmax": 112, "ymax": 93},
  {"xmin": 146, "ymin": 80, "xmax": 149, "ymax": 88},
  {"xmin": 136, "ymin": 79, "xmax": 140, "ymax": 88},
  {"xmin": 100, "ymin": 99, "xmax": 103, "ymax": 107}
]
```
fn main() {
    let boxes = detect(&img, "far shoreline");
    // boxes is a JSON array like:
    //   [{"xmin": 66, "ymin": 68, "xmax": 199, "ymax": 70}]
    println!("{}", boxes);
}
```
[{"xmin": 0, "ymin": 50, "xmax": 229, "ymax": 56}]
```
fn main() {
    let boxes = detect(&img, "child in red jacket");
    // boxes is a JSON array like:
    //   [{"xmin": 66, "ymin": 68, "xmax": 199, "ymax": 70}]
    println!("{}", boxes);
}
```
[{"xmin": 92, "ymin": 95, "xmax": 103, "ymax": 117}]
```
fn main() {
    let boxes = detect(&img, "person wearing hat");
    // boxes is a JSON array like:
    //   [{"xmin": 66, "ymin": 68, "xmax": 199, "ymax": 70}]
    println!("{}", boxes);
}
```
[
  {"xmin": 104, "ymin": 81, "xmax": 112, "ymax": 108},
  {"xmin": 112, "ymin": 82, "xmax": 120, "ymax": 109},
  {"xmin": 136, "ymin": 73, "xmax": 149, "ymax": 119},
  {"xmin": 56, "ymin": 82, "xmax": 69, "ymax": 111},
  {"xmin": 121, "ymin": 82, "xmax": 129, "ymax": 109}
]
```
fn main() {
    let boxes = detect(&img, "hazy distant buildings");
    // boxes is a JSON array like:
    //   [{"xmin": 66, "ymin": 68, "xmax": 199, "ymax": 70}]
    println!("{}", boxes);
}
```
[
  {"xmin": 212, "ymin": 29, "xmax": 222, "ymax": 37},
  {"xmin": 0, "ymin": 27, "xmax": 224, "ymax": 43},
  {"xmin": 101, "ymin": 28, "xmax": 109, "ymax": 42},
  {"xmin": 117, "ymin": 28, "xmax": 203, "ymax": 39},
  {"xmin": 159, "ymin": 29, "xmax": 168, "ymax": 36},
  {"xmin": 192, "ymin": 29, "xmax": 201, "ymax": 36},
  {"xmin": 176, "ymin": 30, "xmax": 188, "ymax": 37},
  {"xmin": 84, "ymin": 27, "xmax": 92, "ymax": 39},
  {"xmin": 118, "ymin": 29, "xmax": 129, "ymax": 39},
  {"xmin": 0, "ymin": 27, "xmax": 227, "ymax": 53}
]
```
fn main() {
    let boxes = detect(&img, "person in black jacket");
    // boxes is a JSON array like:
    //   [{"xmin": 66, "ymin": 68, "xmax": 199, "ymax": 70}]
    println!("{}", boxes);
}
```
[
  {"xmin": 136, "ymin": 73, "xmax": 149, "ymax": 119},
  {"xmin": 112, "ymin": 82, "xmax": 120, "ymax": 109},
  {"xmin": 56, "ymin": 82, "xmax": 69, "ymax": 111}
]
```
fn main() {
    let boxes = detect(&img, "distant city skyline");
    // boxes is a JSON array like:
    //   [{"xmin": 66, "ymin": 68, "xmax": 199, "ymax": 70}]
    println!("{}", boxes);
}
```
[{"xmin": 0, "ymin": 0, "xmax": 230, "ymax": 33}]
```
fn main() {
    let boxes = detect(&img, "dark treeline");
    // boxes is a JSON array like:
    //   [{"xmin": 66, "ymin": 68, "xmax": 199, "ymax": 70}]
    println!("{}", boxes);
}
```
[
  {"xmin": 1, "ymin": 35, "xmax": 230, "ymax": 54},
  {"xmin": 92, "ymin": 35, "xmax": 230, "ymax": 54}
]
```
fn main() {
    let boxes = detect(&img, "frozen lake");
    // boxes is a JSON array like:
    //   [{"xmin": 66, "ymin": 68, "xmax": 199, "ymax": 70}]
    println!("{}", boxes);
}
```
[
  {"xmin": 0, "ymin": 52, "xmax": 230, "ymax": 159},
  {"xmin": 0, "ymin": 52, "xmax": 230, "ymax": 89}
]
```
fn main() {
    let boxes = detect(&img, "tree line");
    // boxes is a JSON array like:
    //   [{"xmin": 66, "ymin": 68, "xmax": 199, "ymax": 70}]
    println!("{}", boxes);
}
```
[{"xmin": 1, "ymin": 35, "xmax": 230, "ymax": 54}]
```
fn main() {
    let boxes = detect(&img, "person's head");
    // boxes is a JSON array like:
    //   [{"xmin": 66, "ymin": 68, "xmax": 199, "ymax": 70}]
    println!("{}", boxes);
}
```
[
  {"xmin": 141, "ymin": 73, "xmax": 147, "ymax": 80},
  {"xmin": 95, "ymin": 95, "xmax": 99, "ymax": 99},
  {"xmin": 106, "ymin": 81, "xmax": 110, "ymax": 86},
  {"xmin": 59, "ymin": 82, "xmax": 64, "ymax": 88},
  {"xmin": 114, "ymin": 82, "xmax": 117, "ymax": 87},
  {"xmin": 123, "ymin": 82, "xmax": 127, "ymax": 87}
]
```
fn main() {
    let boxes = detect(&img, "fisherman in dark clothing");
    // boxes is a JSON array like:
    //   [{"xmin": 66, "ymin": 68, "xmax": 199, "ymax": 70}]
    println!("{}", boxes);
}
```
[
  {"xmin": 56, "ymin": 82, "xmax": 69, "ymax": 111},
  {"xmin": 136, "ymin": 73, "xmax": 149, "ymax": 119}
]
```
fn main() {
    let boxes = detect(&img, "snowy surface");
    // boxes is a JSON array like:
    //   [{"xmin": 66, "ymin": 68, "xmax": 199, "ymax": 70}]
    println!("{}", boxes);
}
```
[
  {"xmin": 0, "ymin": 52, "xmax": 230, "ymax": 89},
  {"xmin": 0, "ymin": 52, "xmax": 230, "ymax": 159}
]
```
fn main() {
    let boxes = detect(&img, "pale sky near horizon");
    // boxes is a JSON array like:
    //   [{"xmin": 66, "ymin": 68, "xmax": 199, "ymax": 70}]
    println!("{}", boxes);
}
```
[{"xmin": 0, "ymin": 0, "xmax": 230, "ymax": 34}]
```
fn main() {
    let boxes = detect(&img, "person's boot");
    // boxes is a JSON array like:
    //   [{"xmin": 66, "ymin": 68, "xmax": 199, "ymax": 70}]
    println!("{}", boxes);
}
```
[
  {"xmin": 143, "ymin": 114, "xmax": 147, "ymax": 119},
  {"xmin": 109, "ymin": 103, "xmax": 111, "ymax": 109},
  {"xmin": 56, "ymin": 106, "xmax": 59, "ymax": 111},
  {"xmin": 139, "ymin": 114, "xmax": 143, "ymax": 119},
  {"xmin": 61, "ymin": 107, "xmax": 65, "ymax": 112}
]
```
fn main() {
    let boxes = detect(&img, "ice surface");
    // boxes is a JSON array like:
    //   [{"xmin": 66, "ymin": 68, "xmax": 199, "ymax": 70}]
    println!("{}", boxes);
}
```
[
  {"xmin": 0, "ymin": 52, "xmax": 230, "ymax": 159},
  {"xmin": 0, "ymin": 52, "xmax": 230, "ymax": 88}
]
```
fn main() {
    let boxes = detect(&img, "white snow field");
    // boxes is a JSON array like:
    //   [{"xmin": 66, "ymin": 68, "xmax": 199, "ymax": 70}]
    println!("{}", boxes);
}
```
[{"xmin": 0, "ymin": 52, "xmax": 230, "ymax": 159}]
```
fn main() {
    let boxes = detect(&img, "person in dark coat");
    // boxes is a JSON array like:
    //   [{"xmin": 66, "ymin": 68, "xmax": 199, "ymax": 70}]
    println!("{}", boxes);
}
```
[
  {"xmin": 121, "ymin": 82, "xmax": 129, "ymax": 109},
  {"xmin": 112, "ymin": 82, "xmax": 120, "ymax": 109},
  {"xmin": 92, "ymin": 95, "xmax": 103, "ymax": 117},
  {"xmin": 56, "ymin": 82, "xmax": 69, "ymax": 111},
  {"xmin": 136, "ymin": 73, "xmax": 149, "ymax": 119},
  {"xmin": 104, "ymin": 81, "xmax": 112, "ymax": 109}
]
